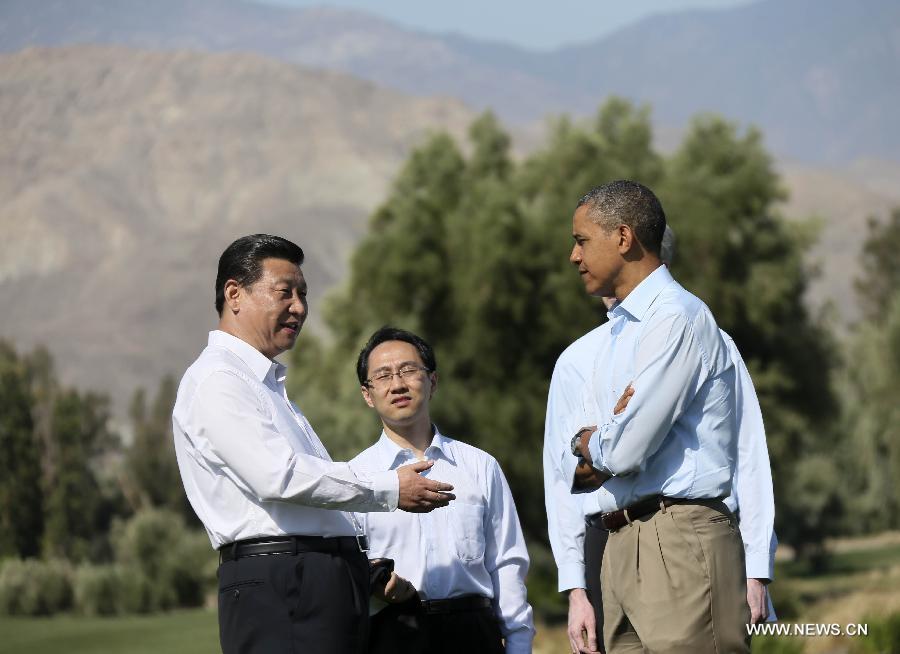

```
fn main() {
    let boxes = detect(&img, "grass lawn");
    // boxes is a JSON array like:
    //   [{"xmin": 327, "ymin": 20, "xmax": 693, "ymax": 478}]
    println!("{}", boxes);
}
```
[
  {"xmin": 0, "ymin": 609, "xmax": 220, "ymax": 654},
  {"xmin": 3, "ymin": 534, "xmax": 899, "ymax": 654}
]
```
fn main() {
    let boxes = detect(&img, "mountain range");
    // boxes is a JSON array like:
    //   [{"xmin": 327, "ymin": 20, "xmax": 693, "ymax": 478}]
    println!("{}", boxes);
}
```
[
  {"xmin": 1, "ymin": 0, "xmax": 898, "ymax": 163},
  {"xmin": 1, "ymin": 1, "xmax": 898, "ymax": 417}
]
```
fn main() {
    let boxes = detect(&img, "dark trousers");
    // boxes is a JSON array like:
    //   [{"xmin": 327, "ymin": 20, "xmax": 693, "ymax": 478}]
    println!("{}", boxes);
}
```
[
  {"xmin": 585, "ymin": 520, "xmax": 609, "ymax": 654},
  {"xmin": 368, "ymin": 597, "xmax": 505, "ymax": 654},
  {"xmin": 218, "ymin": 549, "xmax": 370, "ymax": 654}
]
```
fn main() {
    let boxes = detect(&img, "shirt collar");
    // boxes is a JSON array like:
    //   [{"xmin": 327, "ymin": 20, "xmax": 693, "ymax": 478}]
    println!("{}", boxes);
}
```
[
  {"xmin": 612, "ymin": 265, "xmax": 673, "ymax": 322},
  {"xmin": 208, "ymin": 330, "xmax": 285, "ymax": 383},
  {"xmin": 376, "ymin": 425, "xmax": 454, "ymax": 469}
]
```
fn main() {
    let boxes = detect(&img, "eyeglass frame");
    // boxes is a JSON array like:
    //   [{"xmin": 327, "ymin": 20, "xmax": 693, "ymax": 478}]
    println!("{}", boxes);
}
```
[{"xmin": 364, "ymin": 365, "xmax": 432, "ymax": 388}]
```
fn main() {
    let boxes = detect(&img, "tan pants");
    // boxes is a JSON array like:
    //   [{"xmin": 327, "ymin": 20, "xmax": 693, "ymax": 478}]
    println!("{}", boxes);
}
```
[{"xmin": 601, "ymin": 499, "xmax": 750, "ymax": 654}]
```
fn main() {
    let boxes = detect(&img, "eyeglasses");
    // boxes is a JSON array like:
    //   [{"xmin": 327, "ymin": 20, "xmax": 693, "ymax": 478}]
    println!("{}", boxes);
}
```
[{"xmin": 366, "ymin": 365, "xmax": 430, "ymax": 388}]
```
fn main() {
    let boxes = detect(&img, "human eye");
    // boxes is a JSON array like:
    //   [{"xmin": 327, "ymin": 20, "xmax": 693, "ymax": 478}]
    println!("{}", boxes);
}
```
[{"xmin": 373, "ymin": 372, "xmax": 393, "ymax": 383}]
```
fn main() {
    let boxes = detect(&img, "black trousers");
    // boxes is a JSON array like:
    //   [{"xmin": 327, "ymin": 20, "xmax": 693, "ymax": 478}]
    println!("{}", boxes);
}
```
[
  {"xmin": 368, "ymin": 597, "xmax": 505, "ymax": 654},
  {"xmin": 217, "ymin": 548, "xmax": 370, "ymax": 654},
  {"xmin": 584, "ymin": 520, "xmax": 609, "ymax": 654}
]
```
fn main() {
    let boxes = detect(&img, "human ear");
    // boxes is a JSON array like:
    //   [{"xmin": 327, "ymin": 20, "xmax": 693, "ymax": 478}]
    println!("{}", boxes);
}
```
[
  {"xmin": 361, "ymin": 385, "xmax": 375, "ymax": 408},
  {"xmin": 224, "ymin": 279, "xmax": 242, "ymax": 314}
]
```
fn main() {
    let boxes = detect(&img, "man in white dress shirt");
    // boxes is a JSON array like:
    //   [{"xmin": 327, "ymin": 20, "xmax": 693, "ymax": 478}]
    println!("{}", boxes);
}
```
[
  {"xmin": 566, "ymin": 181, "xmax": 750, "ymax": 652},
  {"xmin": 172, "ymin": 235, "xmax": 455, "ymax": 654},
  {"xmin": 545, "ymin": 225, "xmax": 777, "ymax": 653},
  {"xmin": 349, "ymin": 326, "xmax": 535, "ymax": 654}
]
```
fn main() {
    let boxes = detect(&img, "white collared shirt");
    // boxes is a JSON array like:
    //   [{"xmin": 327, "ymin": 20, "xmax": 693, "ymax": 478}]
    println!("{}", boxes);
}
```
[
  {"xmin": 350, "ymin": 429, "xmax": 535, "ymax": 654},
  {"xmin": 172, "ymin": 330, "xmax": 399, "ymax": 548}
]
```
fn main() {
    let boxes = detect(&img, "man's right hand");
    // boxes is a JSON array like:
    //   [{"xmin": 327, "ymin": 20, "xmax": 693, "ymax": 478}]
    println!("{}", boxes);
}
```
[
  {"xmin": 397, "ymin": 460, "xmax": 455, "ymax": 512},
  {"xmin": 568, "ymin": 588, "xmax": 601, "ymax": 654}
]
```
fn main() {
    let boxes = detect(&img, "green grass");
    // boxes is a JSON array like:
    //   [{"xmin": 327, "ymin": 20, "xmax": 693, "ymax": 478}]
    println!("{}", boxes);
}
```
[{"xmin": 0, "ymin": 609, "xmax": 220, "ymax": 654}]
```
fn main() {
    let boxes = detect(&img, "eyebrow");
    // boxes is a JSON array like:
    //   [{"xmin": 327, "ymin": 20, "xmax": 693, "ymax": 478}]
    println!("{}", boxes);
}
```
[{"xmin": 371, "ymin": 360, "xmax": 420, "ymax": 373}]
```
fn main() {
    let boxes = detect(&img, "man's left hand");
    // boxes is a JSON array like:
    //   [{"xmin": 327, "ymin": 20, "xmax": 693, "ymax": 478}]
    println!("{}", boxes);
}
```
[
  {"xmin": 747, "ymin": 578, "xmax": 769, "ymax": 624},
  {"xmin": 372, "ymin": 571, "xmax": 418, "ymax": 604}
]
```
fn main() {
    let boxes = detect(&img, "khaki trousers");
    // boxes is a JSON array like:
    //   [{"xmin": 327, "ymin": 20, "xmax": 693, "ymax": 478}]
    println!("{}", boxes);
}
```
[{"xmin": 601, "ymin": 499, "xmax": 750, "ymax": 654}]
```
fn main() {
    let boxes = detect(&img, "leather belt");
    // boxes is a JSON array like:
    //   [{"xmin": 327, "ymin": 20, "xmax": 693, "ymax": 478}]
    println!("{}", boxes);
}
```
[
  {"xmin": 586, "ymin": 496, "xmax": 682, "ymax": 532},
  {"xmin": 420, "ymin": 595, "xmax": 492, "ymax": 615},
  {"xmin": 219, "ymin": 535, "xmax": 365, "ymax": 564}
]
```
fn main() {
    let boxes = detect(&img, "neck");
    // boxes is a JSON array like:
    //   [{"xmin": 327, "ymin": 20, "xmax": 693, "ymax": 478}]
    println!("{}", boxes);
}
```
[
  {"xmin": 383, "ymin": 417, "xmax": 434, "ymax": 459},
  {"xmin": 615, "ymin": 258, "xmax": 663, "ymax": 301}
]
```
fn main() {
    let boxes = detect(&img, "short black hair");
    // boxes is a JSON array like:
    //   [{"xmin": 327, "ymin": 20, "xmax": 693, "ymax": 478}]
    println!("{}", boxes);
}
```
[
  {"xmin": 576, "ymin": 180, "xmax": 667, "ymax": 257},
  {"xmin": 356, "ymin": 326, "xmax": 437, "ymax": 385},
  {"xmin": 215, "ymin": 234, "xmax": 305, "ymax": 315}
]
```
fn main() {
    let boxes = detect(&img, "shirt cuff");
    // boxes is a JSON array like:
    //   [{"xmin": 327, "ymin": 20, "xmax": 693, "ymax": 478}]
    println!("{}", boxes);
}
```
[
  {"xmin": 557, "ymin": 562, "xmax": 587, "ymax": 593},
  {"xmin": 745, "ymin": 550, "xmax": 775, "ymax": 581},
  {"xmin": 503, "ymin": 630, "xmax": 534, "ymax": 654},
  {"xmin": 373, "ymin": 470, "xmax": 399, "ymax": 511},
  {"xmin": 587, "ymin": 429, "xmax": 611, "ymax": 476}
]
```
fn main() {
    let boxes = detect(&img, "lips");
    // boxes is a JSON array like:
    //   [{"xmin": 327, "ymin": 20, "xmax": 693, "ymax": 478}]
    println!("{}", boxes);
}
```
[
  {"xmin": 391, "ymin": 396, "xmax": 412, "ymax": 407},
  {"xmin": 280, "ymin": 322, "xmax": 300, "ymax": 335}
]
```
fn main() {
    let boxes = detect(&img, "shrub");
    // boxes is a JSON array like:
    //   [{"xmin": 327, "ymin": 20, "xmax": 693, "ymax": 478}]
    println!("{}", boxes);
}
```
[
  {"xmin": 0, "ymin": 558, "xmax": 73, "ymax": 616},
  {"xmin": 73, "ymin": 564, "xmax": 122, "ymax": 616}
]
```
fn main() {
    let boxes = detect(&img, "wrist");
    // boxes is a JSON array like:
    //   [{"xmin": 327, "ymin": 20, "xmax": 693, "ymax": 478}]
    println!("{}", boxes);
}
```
[
  {"xmin": 570, "ymin": 429, "xmax": 591, "ymax": 457},
  {"xmin": 567, "ymin": 587, "xmax": 588, "ymax": 602}
]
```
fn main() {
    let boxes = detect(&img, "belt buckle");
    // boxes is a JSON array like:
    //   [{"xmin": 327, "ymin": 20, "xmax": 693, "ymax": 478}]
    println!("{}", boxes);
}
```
[{"xmin": 356, "ymin": 534, "xmax": 369, "ymax": 553}]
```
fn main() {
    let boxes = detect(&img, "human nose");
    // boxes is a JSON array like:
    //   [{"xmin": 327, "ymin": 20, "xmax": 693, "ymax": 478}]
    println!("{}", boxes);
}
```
[
  {"xmin": 570, "ymin": 243, "xmax": 581, "ymax": 265},
  {"xmin": 388, "ymin": 371, "xmax": 409, "ymax": 391},
  {"xmin": 289, "ymin": 292, "xmax": 307, "ymax": 318}
]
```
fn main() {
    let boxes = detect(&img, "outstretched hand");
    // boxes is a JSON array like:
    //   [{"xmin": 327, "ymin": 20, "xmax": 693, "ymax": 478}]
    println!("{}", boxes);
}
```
[{"xmin": 397, "ymin": 459, "xmax": 455, "ymax": 512}]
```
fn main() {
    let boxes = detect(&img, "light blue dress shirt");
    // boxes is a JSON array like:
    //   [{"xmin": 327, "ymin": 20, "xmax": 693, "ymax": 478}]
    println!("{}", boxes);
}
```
[
  {"xmin": 584, "ymin": 265, "xmax": 737, "ymax": 509},
  {"xmin": 543, "ymin": 266, "xmax": 777, "ymax": 594}
]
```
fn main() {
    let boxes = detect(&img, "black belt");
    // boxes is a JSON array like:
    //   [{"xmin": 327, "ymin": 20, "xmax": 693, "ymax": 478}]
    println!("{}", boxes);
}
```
[
  {"xmin": 420, "ymin": 595, "xmax": 492, "ymax": 615},
  {"xmin": 586, "ymin": 496, "xmax": 683, "ymax": 532},
  {"xmin": 219, "ymin": 535, "xmax": 366, "ymax": 564}
]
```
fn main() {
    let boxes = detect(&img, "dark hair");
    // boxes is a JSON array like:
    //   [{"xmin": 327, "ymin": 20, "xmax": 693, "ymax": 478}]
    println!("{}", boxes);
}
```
[
  {"xmin": 215, "ymin": 234, "xmax": 305, "ymax": 315},
  {"xmin": 356, "ymin": 326, "xmax": 437, "ymax": 385},
  {"xmin": 576, "ymin": 180, "xmax": 667, "ymax": 257}
]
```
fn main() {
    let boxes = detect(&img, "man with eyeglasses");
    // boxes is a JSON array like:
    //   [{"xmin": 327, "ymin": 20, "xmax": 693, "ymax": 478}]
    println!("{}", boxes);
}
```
[{"xmin": 349, "ymin": 326, "xmax": 535, "ymax": 654}]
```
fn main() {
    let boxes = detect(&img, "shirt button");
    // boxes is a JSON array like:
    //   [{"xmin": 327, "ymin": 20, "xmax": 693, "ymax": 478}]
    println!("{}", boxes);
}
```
[{"xmin": 233, "ymin": 589, "xmax": 240, "ymax": 599}]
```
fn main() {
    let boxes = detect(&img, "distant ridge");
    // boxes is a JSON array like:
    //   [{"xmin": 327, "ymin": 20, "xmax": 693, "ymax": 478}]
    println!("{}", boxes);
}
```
[
  {"xmin": 0, "ymin": 45, "xmax": 474, "ymax": 410},
  {"xmin": 1, "ymin": 0, "xmax": 898, "ymax": 162}
]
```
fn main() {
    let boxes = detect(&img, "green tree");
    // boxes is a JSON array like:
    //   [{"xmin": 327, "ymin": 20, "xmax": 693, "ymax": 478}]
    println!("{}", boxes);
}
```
[
  {"xmin": 0, "ymin": 342, "xmax": 44, "ymax": 558},
  {"xmin": 125, "ymin": 376, "xmax": 195, "ymax": 524},
  {"xmin": 661, "ymin": 115, "xmax": 840, "ymax": 562},
  {"xmin": 840, "ymin": 211, "xmax": 900, "ymax": 532},
  {"xmin": 289, "ymin": 100, "xmax": 839, "ymax": 591},
  {"xmin": 42, "ymin": 389, "xmax": 116, "ymax": 562},
  {"xmin": 855, "ymin": 209, "xmax": 900, "ymax": 322}
]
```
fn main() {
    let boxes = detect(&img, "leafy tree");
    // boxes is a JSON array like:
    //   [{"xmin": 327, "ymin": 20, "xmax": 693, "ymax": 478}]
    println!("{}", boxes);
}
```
[
  {"xmin": 661, "ymin": 115, "xmax": 840, "ymax": 563},
  {"xmin": 289, "ymin": 100, "xmax": 840, "ymax": 592},
  {"xmin": 855, "ymin": 208, "xmax": 900, "ymax": 322},
  {"xmin": 125, "ymin": 376, "xmax": 195, "ymax": 524},
  {"xmin": 0, "ymin": 342, "xmax": 44, "ymax": 558},
  {"xmin": 840, "ymin": 212, "xmax": 900, "ymax": 532},
  {"xmin": 42, "ymin": 389, "xmax": 116, "ymax": 562}
]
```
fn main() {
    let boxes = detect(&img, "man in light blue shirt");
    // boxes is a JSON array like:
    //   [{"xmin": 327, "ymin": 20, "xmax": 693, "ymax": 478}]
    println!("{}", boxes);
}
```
[
  {"xmin": 566, "ymin": 180, "xmax": 750, "ymax": 652},
  {"xmin": 544, "ymin": 225, "xmax": 776, "ymax": 653}
]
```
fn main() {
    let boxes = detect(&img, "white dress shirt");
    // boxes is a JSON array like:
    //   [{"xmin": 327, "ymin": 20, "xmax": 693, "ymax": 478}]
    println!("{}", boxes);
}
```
[
  {"xmin": 350, "ymin": 429, "xmax": 535, "ymax": 654},
  {"xmin": 543, "ymin": 275, "xmax": 777, "ymax": 591},
  {"xmin": 172, "ymin": 330, "xmax": 399, "ymax": 548}
]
